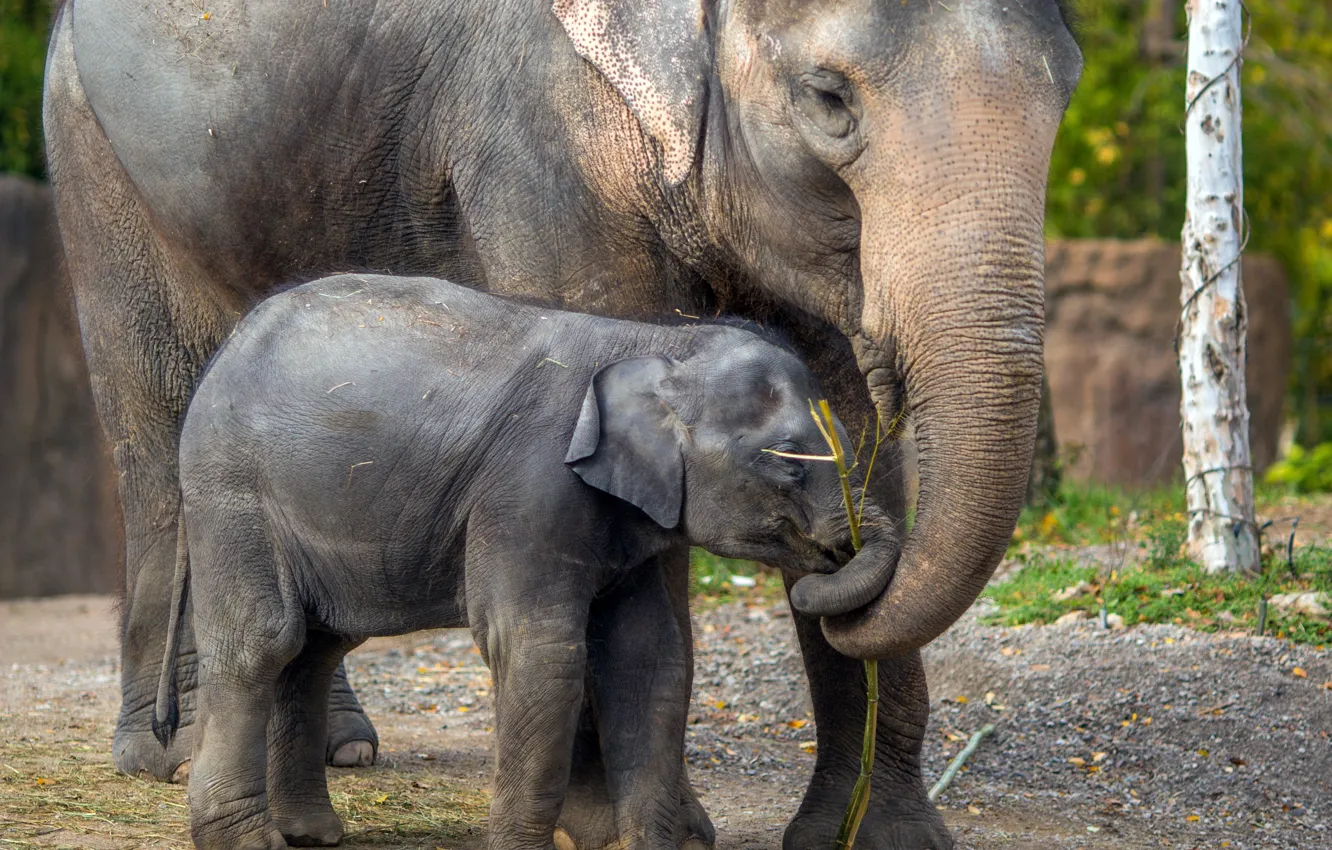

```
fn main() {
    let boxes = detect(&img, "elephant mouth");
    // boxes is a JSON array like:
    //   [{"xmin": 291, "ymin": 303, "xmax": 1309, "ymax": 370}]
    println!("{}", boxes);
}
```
[{"xmin": 796, "ymin": 533, "xmax": 856, "ymax": 576}]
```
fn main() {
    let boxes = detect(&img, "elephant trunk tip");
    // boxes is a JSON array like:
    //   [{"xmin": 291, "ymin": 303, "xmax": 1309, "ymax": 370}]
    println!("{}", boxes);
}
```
[{"xmin": 788, "ymin": 538, "xmax": 899, "ymax": 618}]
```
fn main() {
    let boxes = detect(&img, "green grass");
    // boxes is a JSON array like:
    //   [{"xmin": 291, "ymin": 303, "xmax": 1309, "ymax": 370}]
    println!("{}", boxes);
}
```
[
  {"xmin": 987, "ymin": 516, "xmax": 1332, "ymax": 645},
  {"xmin": 689, "ymin": 480, "xmax": 1332, "ymax": 644},
  {"xmin": 688, "ymin": 550, "xmax": 784, "ymax": 606},
  {"xmin": 1012, "ymin": 481, "xmax": 1185, "ymax": 548},
  {"xmin": 1012, "ymin": 479, "xmax": 1308, "ymax": 550}
]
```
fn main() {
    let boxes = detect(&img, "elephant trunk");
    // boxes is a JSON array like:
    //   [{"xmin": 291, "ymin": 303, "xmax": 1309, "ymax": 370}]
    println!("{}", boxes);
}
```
[
  {"xmin": 821, "ymin": 141, "xmax": 1051, "ymax": 658},
  {"xmin": 790, "ymin": 510, "xmax": 900, "ymax": 618}
]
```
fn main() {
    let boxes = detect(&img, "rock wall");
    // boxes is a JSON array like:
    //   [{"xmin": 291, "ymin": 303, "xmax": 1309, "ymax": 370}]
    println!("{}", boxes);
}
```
[
  {"xmin": 1045, "ymin": 238, "xmax": 1290, "ymax": 488},
  {"xmin": 0, "ymin": 175, "xmax": 119, "ymax": 599}
]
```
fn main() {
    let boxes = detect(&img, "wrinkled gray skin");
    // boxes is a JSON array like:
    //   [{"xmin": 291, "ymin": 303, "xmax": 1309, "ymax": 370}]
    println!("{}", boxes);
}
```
[
  {"xmin": 44, "ymin": 0, "xmax": 1080, "ymax": 845},
  {"xmin": 161, "ymin": 274, "xmax": 890, "ymax": 850}
]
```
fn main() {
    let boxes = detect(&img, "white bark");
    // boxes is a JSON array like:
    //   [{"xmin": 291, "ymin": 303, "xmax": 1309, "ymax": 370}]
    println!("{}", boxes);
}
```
[{"xmin": 1179, "ymin": 0, "xmax": 1259, "ymax": 573}]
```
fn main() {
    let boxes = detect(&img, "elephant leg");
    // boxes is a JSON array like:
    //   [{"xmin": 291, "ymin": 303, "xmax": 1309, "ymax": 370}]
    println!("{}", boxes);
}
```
[
  {"xmin": 586, "ymin": 556, "xmax": 690, "ymax": 848},
  {"xmin": 43, "ymin": 10, "xmax": 377, "ymax": 780},
  {"xmin": 188, "ymin": 536, "xmax": 302, "ymax": 850},
  {"xmin": 479, "ymin": 604, "xmax": 587, "ymax": 849},
  {"xmin": 45, "ymin": 15, "xmax": 223, "ymax": 781},
  {"xmin": 555, "ymin": 549, "xmax": 713, "ymax": 850},
  {"xmin": 326, "ymin": 661, "xmax": 378, "ymax": 767},
  {"xmin": 777, "ymin": 317, "xmax": 951, "ymax": 849},
  {"xmin": 269, "ymin": 633, "xmax": 355, "ymax": 847},
  {"xmin": 781, "ymin": 593, "xmax": 950, "ymax": 850}
]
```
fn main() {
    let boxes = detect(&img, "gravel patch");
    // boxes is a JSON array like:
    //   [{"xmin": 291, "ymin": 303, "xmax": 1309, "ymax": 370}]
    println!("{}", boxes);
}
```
[{"xmin": 3, "ymin": 593, "xmax": 1330, "ymax": 848}]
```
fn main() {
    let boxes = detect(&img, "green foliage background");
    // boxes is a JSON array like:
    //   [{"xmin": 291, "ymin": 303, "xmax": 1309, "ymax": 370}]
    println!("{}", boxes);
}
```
[
  {"xmin": 1046, "ymin": 0, "xmax": 1332, "ymax": 448},
  {"xmin": 2, "ymin": 0, "xmax": 1328, "ymax": 445},
  {"xmin": 0, "ymin": 0, "xmax": 50, "ymax": 178}
]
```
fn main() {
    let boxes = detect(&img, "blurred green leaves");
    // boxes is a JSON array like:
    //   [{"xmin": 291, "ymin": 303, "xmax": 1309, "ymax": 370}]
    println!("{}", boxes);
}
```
[
  {"xmin": 1265, "ymin": 442, "xmax": 1332, "ymax": 494},
  {"xmin": 1047, "ymin": 0, "xmax": 1332, "ymax": 446},
  {"xmin": 0, "ymin": 0, "xmax": 51, "ymax": 178}
]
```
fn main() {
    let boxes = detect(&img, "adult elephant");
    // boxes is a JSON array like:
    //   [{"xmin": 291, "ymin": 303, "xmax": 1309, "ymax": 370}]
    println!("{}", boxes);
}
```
[{"xmin": 44, "ymin": 0, "xmax": 1079, "ymax": 846}]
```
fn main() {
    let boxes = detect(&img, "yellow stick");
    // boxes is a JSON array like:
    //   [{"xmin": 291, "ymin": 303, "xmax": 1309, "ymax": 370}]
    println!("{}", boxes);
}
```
[{"xmin": 810, "ymin": 400, "xmax": 877, "ymax": 850}]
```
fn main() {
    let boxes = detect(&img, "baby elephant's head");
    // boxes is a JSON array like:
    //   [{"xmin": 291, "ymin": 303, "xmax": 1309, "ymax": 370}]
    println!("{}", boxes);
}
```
[{"xmin": 565, "ymin": 331, "xmax": 899, "ymax": 617}]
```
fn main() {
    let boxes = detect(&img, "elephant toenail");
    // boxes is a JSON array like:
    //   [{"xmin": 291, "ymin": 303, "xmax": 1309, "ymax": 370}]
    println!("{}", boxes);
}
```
[
  {"xmin": 170, "ymin": 760, "xmax": 191, "ymax": 784},
  {"xmin": 329, "ymin": 740, "xmax": 375, "ymax": 767}
]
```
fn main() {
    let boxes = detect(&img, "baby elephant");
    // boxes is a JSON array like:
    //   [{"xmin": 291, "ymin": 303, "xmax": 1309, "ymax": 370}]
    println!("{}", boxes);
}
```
[{"xmin": 156, "ymin": 274, "xmax": 897, "ymax": 850}]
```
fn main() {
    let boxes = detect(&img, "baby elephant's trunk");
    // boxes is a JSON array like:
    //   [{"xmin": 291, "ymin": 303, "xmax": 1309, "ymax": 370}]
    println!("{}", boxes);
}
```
[
  {"xmin": 789, "ymin": 535, "xmax": 899, "ymax": 618},
  {"xmin": 152, "ymin": 499, "xmax": 191, "ymax": 748}
]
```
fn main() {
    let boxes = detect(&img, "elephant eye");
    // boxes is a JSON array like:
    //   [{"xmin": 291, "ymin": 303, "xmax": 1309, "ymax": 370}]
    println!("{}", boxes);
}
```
[
  {"xmin": 762, "ymin": 442, "xmax": 808, "ymax": 483},
  {"xmin": 794, "ymin": 70, "xmax": 856, "ymax": 140}
]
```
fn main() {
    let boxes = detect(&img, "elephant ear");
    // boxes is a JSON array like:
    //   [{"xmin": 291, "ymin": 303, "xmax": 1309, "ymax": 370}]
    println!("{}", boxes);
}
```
[
  {"xmin": 552, "ymin": 0, "xmax": 710, "ymax": 185},
  {"xmin": 565, "ymin": 356, "xmax": 687, "ymax": 529}
]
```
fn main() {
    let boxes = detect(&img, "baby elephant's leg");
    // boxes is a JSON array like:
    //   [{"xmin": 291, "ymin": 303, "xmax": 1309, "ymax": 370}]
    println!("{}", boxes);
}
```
[
  {"xmin": 587, "ymin": 560, "xmax": 692, "ymax": 849},
  {"xmin": 480, "ymin": 595, "xmax": 589, "ymax": 850},
  {"xmin": 188, "ymin": 539, "xmax": 304, "ymax": 849},
  {"xmin": 267, "ymin": 632, "xmax": 358, "ymax": 846}
]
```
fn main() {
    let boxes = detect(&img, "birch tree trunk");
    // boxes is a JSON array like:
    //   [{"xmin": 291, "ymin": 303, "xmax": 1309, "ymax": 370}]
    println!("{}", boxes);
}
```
[{"xmin": 1179, "ymin": 0, "xmax": 1259, "ymax": 573}]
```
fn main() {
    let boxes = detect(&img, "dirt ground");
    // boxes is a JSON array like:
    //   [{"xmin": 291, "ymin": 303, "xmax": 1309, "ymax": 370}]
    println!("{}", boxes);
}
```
[{"xmin": 3, "ymin": 581, "xmax": 1329, "ymax": 850}]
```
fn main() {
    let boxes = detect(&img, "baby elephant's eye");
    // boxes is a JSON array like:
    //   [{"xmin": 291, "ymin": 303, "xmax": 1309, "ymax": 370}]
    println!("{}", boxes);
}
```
[{"xmin": 762, "ymin": 443, "xmax": 807, "ymax": 483}]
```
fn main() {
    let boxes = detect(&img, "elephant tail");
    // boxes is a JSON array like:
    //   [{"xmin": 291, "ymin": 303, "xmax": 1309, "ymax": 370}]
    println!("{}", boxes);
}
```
[{"xmin": 152, "ymin": 495, "xmax": 191, "ymax": 749}]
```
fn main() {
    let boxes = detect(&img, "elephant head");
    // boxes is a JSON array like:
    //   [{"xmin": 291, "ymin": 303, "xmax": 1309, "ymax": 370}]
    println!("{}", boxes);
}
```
[
  {"xmin": 556, "ymin": 0, "xmax": 1081, "ymax": 657},
  {"xmin": 566, "ymin": 332, "xmax": 900, "ymax": 616}
]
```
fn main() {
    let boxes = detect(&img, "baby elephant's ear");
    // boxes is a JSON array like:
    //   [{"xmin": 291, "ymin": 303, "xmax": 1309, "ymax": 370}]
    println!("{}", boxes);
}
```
[{"xmin": 565, "ymin": 356, "xmax": 685, "ymax": 528}]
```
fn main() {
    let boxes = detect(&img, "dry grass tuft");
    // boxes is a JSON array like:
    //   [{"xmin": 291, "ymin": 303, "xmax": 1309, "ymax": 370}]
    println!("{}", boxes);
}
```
[{"xmin": 0, "ymin": 734, "xmax": 488, "ymax": 849}]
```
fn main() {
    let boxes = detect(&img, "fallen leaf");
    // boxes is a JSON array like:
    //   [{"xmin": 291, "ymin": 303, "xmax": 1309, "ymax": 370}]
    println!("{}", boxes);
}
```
[
  {"xmin": 1068, "ymin": 757, "xmax": 1086, "ymax": 767},
  {"xmin": 1197, "ymin": 749, "xmax": 1209, "ymax": 758},
  {"xmin": 1292, "ymin": 667, "xmax": 1308, "ymax": 679},
  {"xmin": 786, "ymin": 719, "xmax": 808, "ymax": 729},
  {"xmin": 1087, "ymin": 825, "xmax": 1102, "ymax": 833},
  {"xmin": 713, "ymin": 700, "xmax": 727, "ymax": 710},
  {"xmin": 1093, "ymin": 752, "xmax": 1108, "ymax": 763},
  {"xmin": 984, "ymin": 691, "xmax": 996, "ymax": 705},
  {"xmin": 35, "ymin": 777, "xmax": 51, "ymax": 786},
  {"xmin": 374, "ymin": 793, "xmax": 389, "ymax": 805},
  {"xmin": 800, "ymin": 742, "xmax": 817, "ymax": 753},
  {"xmin": 967, "ymin": 804, "xmax": 982, "ymax": 816},
  {"xmin": 1185, "ymin": 814, "xmax": 1199, "ymax": 822}
]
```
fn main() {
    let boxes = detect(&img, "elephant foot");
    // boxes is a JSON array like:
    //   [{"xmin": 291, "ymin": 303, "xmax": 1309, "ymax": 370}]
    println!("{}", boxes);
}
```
[
  {"xmin": 783, "ymin": 779, "xmax": 952, "ymax": 850},
  {"xmin": 278, "ymin": 811, "xmax": 345, "ymax": 847},
  {"xmin": 555, "ymin": 829, "xmax": 711, "ymax": 850},
  {"xmin": 674, "ymin": 780, "xmax": 716, "ymax": 849},
  {"xmin": 193, "ymin": 823, "xmax": 289, "ymax": 850},
  {"xmin": 554, "ymin": 780, "xmax": 714, "ymax": 849},
  {"xmin": 326, "ymin": 677, "xmax": 378, "ymax": 767},
  {"xmin": 113, "ymin": 720, "xmax": 193, "ymax": 782}
]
